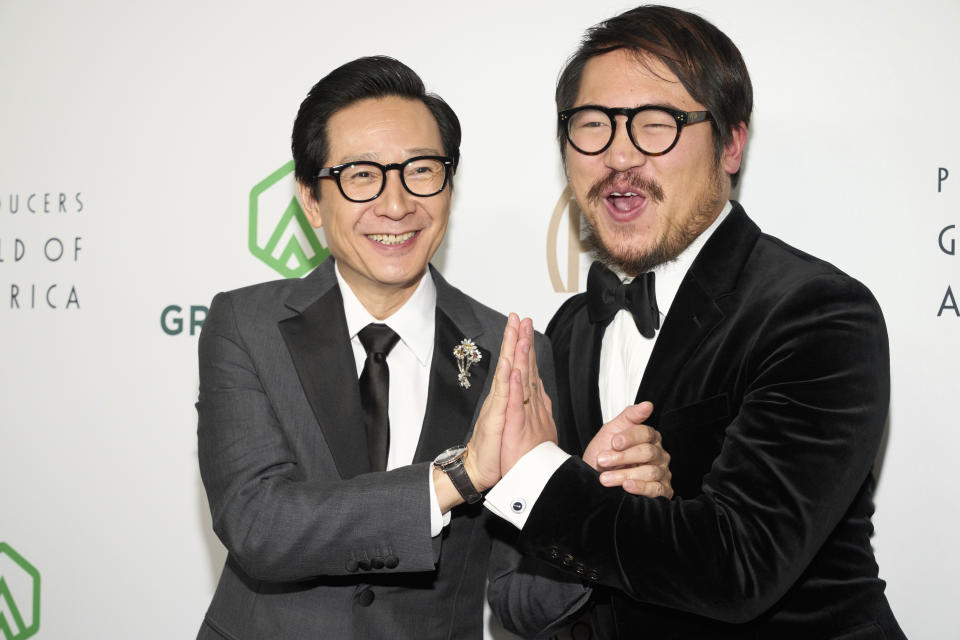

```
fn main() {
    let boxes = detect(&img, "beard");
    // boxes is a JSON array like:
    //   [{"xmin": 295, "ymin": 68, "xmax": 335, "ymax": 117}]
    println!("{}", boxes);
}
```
[{"xmin": 581, "ymin": 165, "xmax": 725, "ymax": 276}]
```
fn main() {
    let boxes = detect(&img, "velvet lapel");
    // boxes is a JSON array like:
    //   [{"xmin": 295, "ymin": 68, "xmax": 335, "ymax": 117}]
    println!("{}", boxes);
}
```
[
  {"xmin": 278, "ymin": 260, "xmax": 369, "ymax": 479},
  {"xmin": 413, "ymin": 267, "xmax": 490, "ymax": 463},
  {"xmin": 567, "ymin": 307, "xmax": 607, "ymax": 449},
  {"xmin": 635, "ymin": 203, "xmax": 760, "ymax": 410}
]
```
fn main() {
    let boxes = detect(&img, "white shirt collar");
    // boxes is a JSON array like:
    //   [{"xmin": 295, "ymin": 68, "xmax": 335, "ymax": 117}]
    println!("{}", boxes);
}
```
[{"xmin": 334, "ymin": 263, "xmax": 437, "ymax": 367}]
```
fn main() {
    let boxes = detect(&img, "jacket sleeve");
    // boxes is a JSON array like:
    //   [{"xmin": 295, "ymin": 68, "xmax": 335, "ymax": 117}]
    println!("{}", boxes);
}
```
[
  {"xmin": 197, "ymin": 291, "xmax": 438, "ymax": 583},
  {"xmin": 516, "ymin": 274, "xmax": 890, "ymax": 624}
]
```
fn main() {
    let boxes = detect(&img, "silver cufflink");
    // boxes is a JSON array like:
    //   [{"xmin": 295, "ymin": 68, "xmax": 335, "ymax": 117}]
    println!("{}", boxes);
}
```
[{"xmin": 511, "ymin": 499, "xmax": 526, "ymax": 514}]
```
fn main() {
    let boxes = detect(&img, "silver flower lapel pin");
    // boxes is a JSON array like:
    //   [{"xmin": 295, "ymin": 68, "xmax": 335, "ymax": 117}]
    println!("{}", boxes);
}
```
[{"xmin": 453, "ymin": 338, "xmax": 482, "ymax": 389}]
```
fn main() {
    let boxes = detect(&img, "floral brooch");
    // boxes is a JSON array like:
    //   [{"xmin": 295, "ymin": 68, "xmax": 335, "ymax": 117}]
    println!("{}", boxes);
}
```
[{"xmin": 453, "ymin": 338, "xmax": 482, "ymax": 389}]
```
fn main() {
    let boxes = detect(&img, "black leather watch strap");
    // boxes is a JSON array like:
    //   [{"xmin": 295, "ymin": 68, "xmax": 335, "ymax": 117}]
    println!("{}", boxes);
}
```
[{"xmin": 433, "ymin": 446, "xmax": 483, "ymax": 504}]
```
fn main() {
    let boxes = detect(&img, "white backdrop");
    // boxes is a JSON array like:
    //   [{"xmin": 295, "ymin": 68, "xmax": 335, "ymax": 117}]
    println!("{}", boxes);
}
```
[{"xmin": 1, "ymin": 1, "xmax": 957, "ymax": 638}]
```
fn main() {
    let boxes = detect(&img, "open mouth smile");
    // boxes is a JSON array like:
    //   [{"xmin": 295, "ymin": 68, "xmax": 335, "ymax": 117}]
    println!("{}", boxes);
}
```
[
  {"xmin": 366, "ymin": 231, "xmax": 417, "ymax": 246},
  {"xmin": 606, "ymin": 190, "xmax": 647, "ymax": 215}
]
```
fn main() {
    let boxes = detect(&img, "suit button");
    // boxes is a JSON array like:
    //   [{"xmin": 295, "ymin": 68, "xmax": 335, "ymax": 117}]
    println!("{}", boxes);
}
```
[
  {"xmin": 548, "ymin": 547, "xmax": 560, "ymax": 560},
  {"xmin": 345, "ymin": 559, "xmax": 359, "ymax": 573},
  {"xmin": 561, "ymin": 554, "xmax": 574, "ymax": 567},
  {"xmin": 385, "ymin": 555, "xmax": 399, "ymax": 569},
  {"xmin": 355, "ymin": 588, "xmax": 375, "ymax": 607},
  {"xmin": 371, "ymin": 557, "xmax": 385, "ymax": 569},
  {"xmin": 575, "ymin": 563, "xmax": 586, "ymax": 575},
  {"xmin": 358, "ymin": 559, "xmax": 371, "ymax": 571},
  {"xmin": 587, "ymin": 570, "xmax": 600, "ymax": 582}
]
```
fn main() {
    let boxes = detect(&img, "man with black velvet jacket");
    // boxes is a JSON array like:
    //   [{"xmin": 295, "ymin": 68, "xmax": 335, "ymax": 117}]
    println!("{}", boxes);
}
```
[{"xmin": 485, "ymin": 5, "xmax": 906, "ymax": 639}]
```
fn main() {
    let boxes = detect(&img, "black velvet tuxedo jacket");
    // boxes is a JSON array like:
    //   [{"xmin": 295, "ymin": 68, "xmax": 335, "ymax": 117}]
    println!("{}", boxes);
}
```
[
  {"xmin": 508, "ymin": 204, "xmax": 905, "ymax": 639},
  {"xmin": 195, "ymin": 259, "xmax": 553, "ymax": 640}
]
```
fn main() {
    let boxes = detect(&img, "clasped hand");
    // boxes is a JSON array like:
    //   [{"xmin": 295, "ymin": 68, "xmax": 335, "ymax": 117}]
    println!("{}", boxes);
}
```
[{"xmin": 465, "ymin": 314, "xmax": 673, "ymax": 499}]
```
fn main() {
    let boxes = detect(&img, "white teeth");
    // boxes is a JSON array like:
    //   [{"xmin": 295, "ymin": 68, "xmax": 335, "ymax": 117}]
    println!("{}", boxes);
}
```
[
  {"xmin": 610, "ymin": 191, "xmax": 638, "ymax": 197},
  {"xmin": 367, "ymin": 231, "xmax": 416, "ymax": 245}
]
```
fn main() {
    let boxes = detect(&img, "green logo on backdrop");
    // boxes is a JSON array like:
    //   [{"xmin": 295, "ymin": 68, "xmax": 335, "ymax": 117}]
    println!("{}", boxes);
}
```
[
  {"xmin": 248, "ymin": 160, "xmax": 329, "ymax": 278},
  {"xmin": 0, "ymin": 543, "xmax": 40, "ymax": 640}
]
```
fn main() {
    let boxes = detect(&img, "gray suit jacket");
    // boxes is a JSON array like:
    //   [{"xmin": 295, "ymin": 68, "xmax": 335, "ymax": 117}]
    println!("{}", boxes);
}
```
[{"xmin": 196, "ymin": 259, "xmax": 554, "ymax": 639}]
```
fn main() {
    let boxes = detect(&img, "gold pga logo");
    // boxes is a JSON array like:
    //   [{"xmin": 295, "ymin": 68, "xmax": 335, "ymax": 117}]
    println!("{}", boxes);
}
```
[{"xmin": 547, "ymin": 186, "xmax": 588, "ymax": 293}]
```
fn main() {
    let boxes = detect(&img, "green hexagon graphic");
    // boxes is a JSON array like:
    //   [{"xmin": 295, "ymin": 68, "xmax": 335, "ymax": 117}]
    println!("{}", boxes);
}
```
[
  {"xmin": 0, "ymin": 543, "xmax": 40, "ymax": 640},
  {"xmin": 249, "ymin": 160, "xmax": 329, "ymax": 278}
]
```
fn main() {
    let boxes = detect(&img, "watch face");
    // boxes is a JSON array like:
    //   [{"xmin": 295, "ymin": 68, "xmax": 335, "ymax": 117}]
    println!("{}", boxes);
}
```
[{"xmin": 435, "ymin": 445, "xmax": 466, "ymax": 466}]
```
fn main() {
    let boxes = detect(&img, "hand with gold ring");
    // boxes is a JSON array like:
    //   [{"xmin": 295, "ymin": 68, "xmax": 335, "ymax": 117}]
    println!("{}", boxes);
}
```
[
  {"xmin": 499, "ymin": 317, "xmax": 558, "ymax": 476},
  {"xmin": 456, "ymin": 313, "xmax": 522, "ymax": 502}
]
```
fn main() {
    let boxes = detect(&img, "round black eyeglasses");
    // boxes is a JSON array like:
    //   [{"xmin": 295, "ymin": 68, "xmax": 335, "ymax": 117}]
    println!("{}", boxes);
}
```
[
  {"xmin": 316, "ymin": 155, "xmax": 454, "ymax": 203},
  {"xmin": 559, "ymin": 105, "xmax": 713, "ymax": 156}
]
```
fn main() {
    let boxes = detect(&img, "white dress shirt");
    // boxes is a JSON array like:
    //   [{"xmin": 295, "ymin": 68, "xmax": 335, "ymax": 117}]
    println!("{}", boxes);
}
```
[
  {"xmin": 335, "ymin": 265, "xmax": 450, "ymax": 535},
  {"xmin": 485, "ymin": 202, "xmax": 733, "ymax": 529}
]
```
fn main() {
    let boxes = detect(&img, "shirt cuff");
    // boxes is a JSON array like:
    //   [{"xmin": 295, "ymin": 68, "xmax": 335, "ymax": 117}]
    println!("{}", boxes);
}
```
[
  {"xmin": 428, "ymin": 463, "xmax": 452, "ymax": 537},
  {"xmin": 484, "ymin": 442, "xmax": 570, "ymax": 529}
]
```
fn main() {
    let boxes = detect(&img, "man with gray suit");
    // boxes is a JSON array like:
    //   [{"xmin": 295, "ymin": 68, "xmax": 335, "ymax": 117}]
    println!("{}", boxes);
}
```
[{"xmin": 196, "ymin": 56, "xmax": 671, "ymax": 639}]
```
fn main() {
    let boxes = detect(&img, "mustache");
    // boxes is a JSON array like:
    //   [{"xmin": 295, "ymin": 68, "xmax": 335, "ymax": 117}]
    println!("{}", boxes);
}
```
[{"xmin": 586, "ymin": 170, "xmax": 665, "ymax": 205}]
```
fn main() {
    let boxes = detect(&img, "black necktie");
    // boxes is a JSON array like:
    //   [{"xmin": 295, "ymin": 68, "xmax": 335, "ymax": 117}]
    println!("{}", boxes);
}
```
[
  {"xmin": 358, "ymin": 323, "xmax": 401, "ymax": 472},
  {"xmin": 586, "ymin": 262, "xmax": 660, "ymax": 338}
]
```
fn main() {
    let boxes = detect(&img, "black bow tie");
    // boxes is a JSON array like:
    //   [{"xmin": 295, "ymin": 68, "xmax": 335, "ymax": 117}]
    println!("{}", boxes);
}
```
[{"xmin": 586, "ymin": 262, "xmax": 660, "ymax": 338}]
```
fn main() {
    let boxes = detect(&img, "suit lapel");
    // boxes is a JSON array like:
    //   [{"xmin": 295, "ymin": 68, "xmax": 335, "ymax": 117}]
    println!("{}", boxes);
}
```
[
  {"xmin": 636, "ymin": 203, "xmax": 760, "ymax": 412},
  {"xmin": 636, "ymin": 277, "xmax": 722, "ymax": 411},
  {"xmin": 568, "ymin": 309, "xmax": 607, "ymax": 449},
  {"xmin": 413, "ymin": 267, "xmax": 490, "ymax": 463},
  {"xmin": 414, "ymin": 309, "xmax": 490, "ymax": 462},
  {"xmin": 278, "ymin": 260, "xmax": 370, "ymax": 479}
]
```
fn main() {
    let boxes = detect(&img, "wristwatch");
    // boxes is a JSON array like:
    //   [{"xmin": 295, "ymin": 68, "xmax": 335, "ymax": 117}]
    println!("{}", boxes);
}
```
[{"xmin": 433, "ymin": 445, "xmax": 483, "ymax": 504}]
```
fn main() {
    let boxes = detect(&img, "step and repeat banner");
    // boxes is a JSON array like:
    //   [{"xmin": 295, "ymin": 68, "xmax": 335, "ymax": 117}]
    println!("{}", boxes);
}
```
[{"xmin": 2, "ymin": 1, "xmax": 957, "ymax": 638}]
